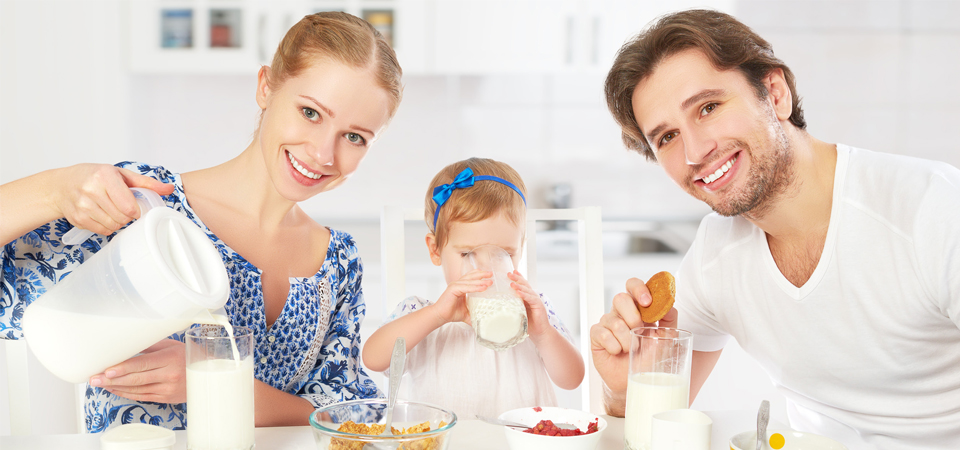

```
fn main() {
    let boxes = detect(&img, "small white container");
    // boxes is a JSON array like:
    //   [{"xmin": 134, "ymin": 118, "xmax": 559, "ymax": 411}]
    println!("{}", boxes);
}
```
[{"xmin": 100, "ymin": 423, "xmax": 176, "ymax": 450}]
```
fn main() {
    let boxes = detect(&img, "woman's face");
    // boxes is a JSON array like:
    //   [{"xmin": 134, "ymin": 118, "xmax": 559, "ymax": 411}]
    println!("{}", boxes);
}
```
[{"xmin": 256, "ymin": 59, "xmax": 392, "ymax": 202}]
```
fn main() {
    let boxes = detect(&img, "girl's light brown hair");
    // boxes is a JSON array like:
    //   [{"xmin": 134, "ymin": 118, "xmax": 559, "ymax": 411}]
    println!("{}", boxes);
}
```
[
  {"xmin": 267, "ymin": 11, "xmax": 403, "ymax": 117},
  {"xmin": 604, "ymin": 8, "xmax": 805, "ymax": 161},
  {"xmin": 425, "ymin": 158, "xmax": 527, "ymax": 251}
]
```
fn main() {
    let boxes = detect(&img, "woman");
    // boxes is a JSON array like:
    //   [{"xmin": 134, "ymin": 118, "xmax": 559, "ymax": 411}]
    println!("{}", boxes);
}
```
[{"xmin": 0, "ymin": 11, "xmax": 402, "ymax": 431}]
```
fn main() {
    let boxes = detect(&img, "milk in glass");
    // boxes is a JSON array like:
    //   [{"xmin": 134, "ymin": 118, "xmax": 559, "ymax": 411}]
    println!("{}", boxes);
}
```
[{"xmin": 624, "ymin": 372, "xmax": 689, "ymax": 450}]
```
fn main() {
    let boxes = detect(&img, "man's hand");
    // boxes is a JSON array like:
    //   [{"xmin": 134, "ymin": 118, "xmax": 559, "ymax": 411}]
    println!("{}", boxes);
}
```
[
  {"xmin": 589, "ymin": 277, "xmax": 678, "ymax": 414},
  {"xmin": 89, "ymin": 339, "xmax": 187, "ymax": 404}
]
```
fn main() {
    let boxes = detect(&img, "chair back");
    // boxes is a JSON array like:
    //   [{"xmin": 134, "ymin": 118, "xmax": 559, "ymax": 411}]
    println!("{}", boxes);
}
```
[
  {"xmin": 3, "ymin": 338, "xmax": 88, "ymax": 435},
  {"xmin": 379, "ymin": 206, "xmax": 605, "ymax": 414}
]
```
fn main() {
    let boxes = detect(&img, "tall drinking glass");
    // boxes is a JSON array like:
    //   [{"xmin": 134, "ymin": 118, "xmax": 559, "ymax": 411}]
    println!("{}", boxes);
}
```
[
  {"xmin": 461, "ymin": 244, "xmax": 528, "ymax": 351},
  {"xmin": 186, "ymin": 325, "xmax": 255, "ymax": 450},
  {"xmin": 624, "ymin": 327, "xmax": 693, "ymax": 450}
]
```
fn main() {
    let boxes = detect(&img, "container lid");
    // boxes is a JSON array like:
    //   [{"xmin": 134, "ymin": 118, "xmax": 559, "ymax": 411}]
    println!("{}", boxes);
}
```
[{"xmin": 100, "ymin": 423, "xmax": 176, "ymax": 450}]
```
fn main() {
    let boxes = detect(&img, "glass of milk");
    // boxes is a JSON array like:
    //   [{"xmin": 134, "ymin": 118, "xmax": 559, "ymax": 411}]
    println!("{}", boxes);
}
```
[
  {"xmin": 461, "ymin": 245, "xmax": 528, "ymax": 351},
  {"xmin": 185, "ymin": 324, "xmax": 255, "ymax": 450},
  {"xmin": 624, "ymin": 327, "xmax": 693, "ymax": 450}
]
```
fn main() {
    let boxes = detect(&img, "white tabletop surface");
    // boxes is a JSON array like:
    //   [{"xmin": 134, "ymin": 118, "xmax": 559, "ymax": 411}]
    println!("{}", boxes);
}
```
[{"xmin": 1, "ymin": 410, "xmax": 784, "ymax": 450}]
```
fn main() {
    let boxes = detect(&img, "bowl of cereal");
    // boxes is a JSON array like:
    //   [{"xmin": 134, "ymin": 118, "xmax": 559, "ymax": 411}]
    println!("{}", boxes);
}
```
[
  {"xmin": 498, "ymin": 406, "xmax": 606, "ymax": 450},
  {"xmin": 309, "ymin": 398, "xmax": 457, "ymax": 450}
]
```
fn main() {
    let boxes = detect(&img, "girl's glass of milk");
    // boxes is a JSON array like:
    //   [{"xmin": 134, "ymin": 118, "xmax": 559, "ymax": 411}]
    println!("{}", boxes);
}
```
[
  {"xmin": 461, "ymin": 245, "xmax": 528, "ymax": 351},
  {"xmin": 186, "ymin": 324, "xmax": 254, "ymax": 450},
  {"xmin": 624, "ymin": 327, "xmax": 693, "ymax": 450}
]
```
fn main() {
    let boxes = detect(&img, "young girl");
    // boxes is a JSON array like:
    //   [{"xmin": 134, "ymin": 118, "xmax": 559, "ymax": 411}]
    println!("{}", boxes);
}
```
[
  {"xmin": 1, "ymin": 12, "xmax": 401, "ymax": 431},
  {"xmin": 362, "ymin": 157, "xmax": 585, "ymax": 419}
]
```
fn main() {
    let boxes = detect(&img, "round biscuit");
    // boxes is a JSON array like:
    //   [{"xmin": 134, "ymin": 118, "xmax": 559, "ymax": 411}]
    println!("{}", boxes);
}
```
[{"xmin": 641, "ymin": 271, "xmax": 676, "ymax": 323}]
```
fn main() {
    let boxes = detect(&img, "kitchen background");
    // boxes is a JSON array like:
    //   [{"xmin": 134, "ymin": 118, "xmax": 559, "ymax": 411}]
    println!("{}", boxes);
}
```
[{"xmin": 2, "ymin": 0, "xmax": 959, "ymax": 436}]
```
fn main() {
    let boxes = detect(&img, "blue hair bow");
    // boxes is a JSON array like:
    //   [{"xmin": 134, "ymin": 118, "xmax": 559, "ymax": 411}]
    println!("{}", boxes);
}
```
[{"xmin": 431, "ymin": 167, "xmax": 526, "ymax": 229}]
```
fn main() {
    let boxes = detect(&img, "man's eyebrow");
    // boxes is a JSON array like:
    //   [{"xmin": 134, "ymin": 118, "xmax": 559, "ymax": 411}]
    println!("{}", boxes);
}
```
[
  {"xmin": 299, "ymin": 94, "xmax": 375, "ymax": 136},
  {"xmin": 642, "ymin": 89, "xmax": 727, "ymax": 143}
]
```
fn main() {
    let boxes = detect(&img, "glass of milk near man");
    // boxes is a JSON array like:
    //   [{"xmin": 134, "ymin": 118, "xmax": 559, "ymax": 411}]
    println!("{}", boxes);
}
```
[
  {"xmin": 461, "ymin": 245, "xmax": 528, "ymax": 351},
  {"xmin": 624, "ymin": 327, "xmax": 693, "ymax": 450},
  {"xmin": 186, "ymin": 324, "xmax": 255, "ymax": 450}
]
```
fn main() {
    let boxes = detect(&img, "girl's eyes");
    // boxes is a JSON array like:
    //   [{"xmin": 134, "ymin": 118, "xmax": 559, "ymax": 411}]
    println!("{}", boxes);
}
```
[
  {"xmin": 302, "ymin": 107, "xmax": 319, "ymax": 121},
  {"xmin": 346, "ymin": 132, "xmax": 366, "ymax": 146}
]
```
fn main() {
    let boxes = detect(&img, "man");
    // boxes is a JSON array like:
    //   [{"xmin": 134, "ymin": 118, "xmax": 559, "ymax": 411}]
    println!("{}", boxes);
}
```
[{"xmin": 590, "ymin": 9, "xmax": 960, "ymax": 450}]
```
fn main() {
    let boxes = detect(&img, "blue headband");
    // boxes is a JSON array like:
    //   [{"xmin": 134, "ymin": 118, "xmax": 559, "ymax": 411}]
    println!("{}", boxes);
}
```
[{"xmin": 432, "ymin": 167, "xmax": 526, "ymax": 229}]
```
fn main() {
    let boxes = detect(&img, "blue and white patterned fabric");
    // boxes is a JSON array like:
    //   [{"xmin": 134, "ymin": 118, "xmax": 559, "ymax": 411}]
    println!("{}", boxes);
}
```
[{"xmin": 1, "ymin": 162, "xmax": 382, "ymax": 432}]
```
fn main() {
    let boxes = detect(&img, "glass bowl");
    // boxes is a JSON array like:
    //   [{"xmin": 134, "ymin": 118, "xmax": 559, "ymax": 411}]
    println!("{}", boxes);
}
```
[{"xmin": 309, "ymin": 399, "xmax": 457, "ymax": 450}]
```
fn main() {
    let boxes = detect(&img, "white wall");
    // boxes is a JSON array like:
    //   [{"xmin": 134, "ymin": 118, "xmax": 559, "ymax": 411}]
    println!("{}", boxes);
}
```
[{"xmin": 2, "ymin": 0, "xmax": 959, "ymax": 437}]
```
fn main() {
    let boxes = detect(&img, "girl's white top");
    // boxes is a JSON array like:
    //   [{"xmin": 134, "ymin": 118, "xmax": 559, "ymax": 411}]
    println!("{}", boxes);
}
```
[{"xmin": 382, "ymin": 295, "xmax": 574, "ymax": 419}]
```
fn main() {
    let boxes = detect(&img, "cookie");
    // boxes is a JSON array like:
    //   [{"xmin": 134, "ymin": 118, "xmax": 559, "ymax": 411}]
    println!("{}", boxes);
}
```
[{"xmin": 640, "ymin": 271, "xmax": 675, "ymax": 323}]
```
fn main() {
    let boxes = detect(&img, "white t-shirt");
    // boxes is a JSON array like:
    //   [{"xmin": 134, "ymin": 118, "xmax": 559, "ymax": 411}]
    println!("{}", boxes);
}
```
[
  {"xmin": 383, "ymin": 294, "xmax": 573, "ymax": 420},
  {"xmin": 676, "ymin": 145, "xmax": 960, "ymax": 450}
]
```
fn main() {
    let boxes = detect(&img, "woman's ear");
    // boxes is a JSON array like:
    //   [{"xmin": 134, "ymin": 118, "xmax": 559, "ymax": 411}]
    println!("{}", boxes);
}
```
[
  {"xmin": 425, "ymin": 233, "xmax": 442, "ymax": 266},
  {"xmin": 256, "ymin": 65, "xmax": 272, "ymax": 109}
]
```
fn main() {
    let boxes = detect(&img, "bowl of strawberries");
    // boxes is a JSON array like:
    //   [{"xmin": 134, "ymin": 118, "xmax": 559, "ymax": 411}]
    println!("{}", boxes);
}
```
[{"xmin": 498, "ymin": 406, "xmax": 606, "ymax": 450}]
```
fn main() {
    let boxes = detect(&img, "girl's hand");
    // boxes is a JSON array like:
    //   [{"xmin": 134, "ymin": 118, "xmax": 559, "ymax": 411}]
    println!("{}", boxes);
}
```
[
  {"xmin": 56, "ymin": 164, "xmax": 174, "ymax": 236},
  {"xmin": 508, "ymin": 270, "xmax": 552, "ymax": 340},
  {"xmin": 88, "ymin": 339, "xmax": 187, "ymax": 404},
  {"xmin": 431, "ymin": 269, "xmax": 493, "ymax": 326}
]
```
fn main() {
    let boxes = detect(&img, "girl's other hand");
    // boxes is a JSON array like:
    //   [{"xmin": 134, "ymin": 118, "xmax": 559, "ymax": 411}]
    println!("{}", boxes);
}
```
[
  {"xmin": 56, "ymin": 164, "xmax": 175, "ymax": 236},
  {"xmin": 89, "ymin": 339, "xmax": 187, "ymax": 404},
  {"xmin": 432, "ymin": 269, "xmax": 493, "ymax": 326},
  {"xmin": 508, "ymin": 270, "xmax": 551, "ymax": 340}
]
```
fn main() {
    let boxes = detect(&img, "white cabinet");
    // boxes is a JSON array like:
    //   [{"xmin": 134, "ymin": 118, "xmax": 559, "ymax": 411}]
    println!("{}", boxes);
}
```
[
  {"xmin": 127, "ymin": 0, "xmax": 414, "ymax": 74},
  {"xmin": 125, "ymin": 0, "xmax": 736, "ymax": 75}
]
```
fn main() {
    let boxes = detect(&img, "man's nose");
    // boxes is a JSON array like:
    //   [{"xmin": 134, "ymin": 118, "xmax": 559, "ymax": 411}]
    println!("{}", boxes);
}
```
[{"xmin": 683, "ymin": 128, "xmax": 718, "ymax": 166}]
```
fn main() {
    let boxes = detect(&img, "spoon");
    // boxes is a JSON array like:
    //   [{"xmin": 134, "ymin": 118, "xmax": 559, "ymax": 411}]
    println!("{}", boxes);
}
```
[
  {"xmin": 477, "ymin": 415, "xmax": 578, "ymax": 431},
  {"xmin": 380, "ymin": 337, "xmax": 406, "ymax": 437},
  {"xmin": 756, "ymin": 399, "xmax": 770, "ymax": 450}
]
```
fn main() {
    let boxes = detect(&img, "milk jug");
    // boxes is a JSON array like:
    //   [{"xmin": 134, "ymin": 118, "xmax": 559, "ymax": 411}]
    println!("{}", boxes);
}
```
[{"xmin": 21, "ymin": 188, "xmax": 230, "ymax": 383}]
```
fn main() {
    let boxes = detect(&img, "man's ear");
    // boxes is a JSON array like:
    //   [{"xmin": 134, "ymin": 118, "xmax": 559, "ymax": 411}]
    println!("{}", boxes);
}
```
[
  {"xmin": 425, "ymin": 233, "xmax": 443, "ymax": 266},
  {"xmin": 256, "ymin": 65, "xmax": 272, "ymax": 109},
  {"xmin": 764, "ymin": 68, "xmax": 793, "ymax": 121}
]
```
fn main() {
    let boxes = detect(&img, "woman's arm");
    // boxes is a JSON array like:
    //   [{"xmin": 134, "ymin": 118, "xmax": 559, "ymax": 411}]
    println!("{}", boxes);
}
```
[
  {"xmin": 0, "ymin": 164, "xmax": 173, "ymax": 244},
  {"xmin": 254, "ymin": 380, "xmax": 316, "ymax": 426}
]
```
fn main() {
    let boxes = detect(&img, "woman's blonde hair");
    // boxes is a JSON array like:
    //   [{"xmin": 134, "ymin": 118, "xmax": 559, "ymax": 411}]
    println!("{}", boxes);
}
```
[
  {"xmin": 267, "ymin": 11, "xmax": 403, "ymax": 117},
  {"xmin": 425, "ymin": 158, "xmax": 527, "ymax": 251}
]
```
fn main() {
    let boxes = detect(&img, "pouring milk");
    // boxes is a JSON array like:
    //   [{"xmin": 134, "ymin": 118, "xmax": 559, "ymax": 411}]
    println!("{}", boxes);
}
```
[{"xmin": 21, "ymin": 188, "xmax": 230, "ymax": 384}]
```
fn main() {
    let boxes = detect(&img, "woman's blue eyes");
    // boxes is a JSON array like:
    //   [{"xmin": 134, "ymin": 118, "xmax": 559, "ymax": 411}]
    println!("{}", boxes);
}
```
[
  {"xmin": 302, "ymin": 107, "xmax": 319, "ymax": 120},
  {"xmin": 346, "ymin": 133, "xmax": 366, "ymax": 145}
]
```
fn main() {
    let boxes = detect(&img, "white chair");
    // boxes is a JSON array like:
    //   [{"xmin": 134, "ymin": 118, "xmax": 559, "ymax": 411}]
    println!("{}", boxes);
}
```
[
  {"xmin": 380, "ymin": 206, "xmax": 605, "ymax": 414},
  {"xmin": 2, "ymin": 338, "xmax": 87, "ymax": 435}
]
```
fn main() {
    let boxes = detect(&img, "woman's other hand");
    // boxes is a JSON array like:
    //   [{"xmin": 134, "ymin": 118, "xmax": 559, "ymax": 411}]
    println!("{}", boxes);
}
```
[
  {"xmin": 56, "ymin": 164, "xmax": 174, "ymax": 236},
  {"xmin": 89, "ymin": 339, "xmax": 187, "ymax": 404}
]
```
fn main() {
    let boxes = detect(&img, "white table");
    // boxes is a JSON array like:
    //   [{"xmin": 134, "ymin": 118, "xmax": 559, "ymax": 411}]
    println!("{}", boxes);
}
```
[{"xmin": 1, "ymin": 410, "xmax": 783, "ymax": 449}]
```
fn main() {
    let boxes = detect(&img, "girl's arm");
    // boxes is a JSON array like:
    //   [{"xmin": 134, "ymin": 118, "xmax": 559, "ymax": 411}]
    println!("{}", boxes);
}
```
[
  {"xmin": 362, "ymin": 269, "xmax": 493, "ymax": 372},
  {"xmin": 509, "ymin": 271, "xmax": 585, "ymax": 390}
]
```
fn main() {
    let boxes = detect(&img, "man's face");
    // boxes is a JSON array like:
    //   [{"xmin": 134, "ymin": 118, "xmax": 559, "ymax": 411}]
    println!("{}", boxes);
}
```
[{"xmin": 631, "ymin": 49, "xmax": 793, "ymax": 218}]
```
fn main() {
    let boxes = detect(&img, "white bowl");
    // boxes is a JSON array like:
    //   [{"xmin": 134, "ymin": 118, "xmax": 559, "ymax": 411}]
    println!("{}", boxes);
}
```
[
  {"xmin": 498, "ymin": 406, "xmax": 606, "ymax": 450},
  {"xmin": 730, "ymin": 429, "xmax": 849, "ymax": 450}
]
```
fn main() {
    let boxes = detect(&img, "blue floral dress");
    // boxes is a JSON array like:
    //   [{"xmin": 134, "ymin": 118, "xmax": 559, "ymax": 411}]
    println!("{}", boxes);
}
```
[{"xmin": 0, "ymin": 162, "xmax": 381, "ymax": 432}]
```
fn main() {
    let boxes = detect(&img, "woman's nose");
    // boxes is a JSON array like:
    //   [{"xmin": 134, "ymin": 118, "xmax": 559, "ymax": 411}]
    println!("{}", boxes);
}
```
[
  {"xmin": 682, "ymin": 129, "xmax": 718, "ymax": 166},
  {"xmin": 307, "ymin": 132, "xmax": 337, "ymax": 166}
]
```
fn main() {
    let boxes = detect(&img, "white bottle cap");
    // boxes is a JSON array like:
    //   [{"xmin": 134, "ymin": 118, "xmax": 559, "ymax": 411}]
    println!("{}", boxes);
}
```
[{"xmin": 100, "ymin": 423, "xmax": 176, "ymax": 450}]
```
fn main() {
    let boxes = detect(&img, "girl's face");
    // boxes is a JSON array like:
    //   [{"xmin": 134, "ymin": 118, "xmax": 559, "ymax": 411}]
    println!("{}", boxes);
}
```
[
  {"xmin": 427, "ymin": 212, "xmax": 525, "ymax": 285},
  {"xmin": 255, "ymin": 59, "xmax": 392, "ymax": 203}
]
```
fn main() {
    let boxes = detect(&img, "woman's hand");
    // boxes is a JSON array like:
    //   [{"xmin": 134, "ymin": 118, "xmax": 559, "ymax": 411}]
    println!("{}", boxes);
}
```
[
  {"xmin": 55, "ymin": 164, "xmax": 174, "ymax": 236},
  {"xmin": 89, "ymin": 339, "xmax": 187, "ymax": 404},
  {"xmin": 430, "ymin": 269, "xmax": 493, "ymax": 326},
  {"xmin": 508, "ymin": 270, "xmax": 552, "ymax": 340}
]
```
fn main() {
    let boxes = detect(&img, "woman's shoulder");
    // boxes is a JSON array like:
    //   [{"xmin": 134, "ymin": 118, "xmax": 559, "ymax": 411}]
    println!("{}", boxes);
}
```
[{"xmin": 114, "ymin": 161, "xmax": 179, "ymax": 184}]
